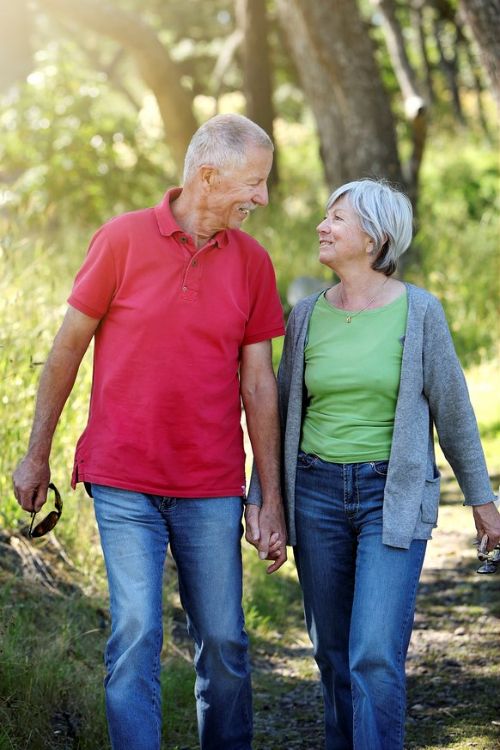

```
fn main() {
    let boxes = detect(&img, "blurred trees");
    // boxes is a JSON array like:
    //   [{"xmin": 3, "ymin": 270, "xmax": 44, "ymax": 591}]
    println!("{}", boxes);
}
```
[{"xmin": 1, "ymin": 0, "xmax": 497, "ymax": 204}]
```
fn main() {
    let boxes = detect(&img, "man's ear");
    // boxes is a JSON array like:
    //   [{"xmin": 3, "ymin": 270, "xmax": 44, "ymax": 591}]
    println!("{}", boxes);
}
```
[{"xmin": 199, "ymin": 165, "xmax": 218, "ymax": 191}]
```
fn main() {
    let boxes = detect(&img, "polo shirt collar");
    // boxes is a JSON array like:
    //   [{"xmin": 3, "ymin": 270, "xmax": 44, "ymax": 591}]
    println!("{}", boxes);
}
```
[{"xmin": 154, "ymin": 187, "xmax": 229, "ymax": 248}]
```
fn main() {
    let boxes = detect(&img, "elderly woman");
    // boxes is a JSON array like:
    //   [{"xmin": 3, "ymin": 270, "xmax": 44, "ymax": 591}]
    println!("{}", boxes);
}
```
[{"xmin": 248, "ymin": 179, "xmax": 500, "ymax": 750}]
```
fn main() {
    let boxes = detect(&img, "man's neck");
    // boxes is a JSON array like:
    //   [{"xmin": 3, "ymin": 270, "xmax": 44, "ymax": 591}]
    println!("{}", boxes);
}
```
[{"xmin": 170, "ymin": 188, "xmax": 218, "ymax": 250}]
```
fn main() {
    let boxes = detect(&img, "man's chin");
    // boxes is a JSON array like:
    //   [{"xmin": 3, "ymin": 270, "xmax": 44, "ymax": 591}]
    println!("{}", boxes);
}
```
[{"xmin": 229, "ymin": 213, "xmax": 249, "ymax": 229}]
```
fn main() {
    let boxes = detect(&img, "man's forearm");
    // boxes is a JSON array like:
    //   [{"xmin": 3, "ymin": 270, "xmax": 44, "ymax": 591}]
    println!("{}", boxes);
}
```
[
  {"xmin": 242, "ymin": 375, "xmax": 281, "ymax": 504},
  {"xmin": 27, "ymin": 343, "xmax": 83, "ymax": 460}
]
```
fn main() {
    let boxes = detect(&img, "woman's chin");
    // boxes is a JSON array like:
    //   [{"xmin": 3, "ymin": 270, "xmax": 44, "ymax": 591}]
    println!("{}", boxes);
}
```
[{"xmin": 318, "ymin": 252, "xmax": 334, "ymax": 269}]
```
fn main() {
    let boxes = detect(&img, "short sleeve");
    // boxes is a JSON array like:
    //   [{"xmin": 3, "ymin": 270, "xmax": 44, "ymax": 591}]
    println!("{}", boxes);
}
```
[
  {"xmin": 67, "ymin": 226, "xmax": 117, "ymax": 319},
  {"xmin": 243, "ymin": 251, "xmax": 285, "ymax": 345}
]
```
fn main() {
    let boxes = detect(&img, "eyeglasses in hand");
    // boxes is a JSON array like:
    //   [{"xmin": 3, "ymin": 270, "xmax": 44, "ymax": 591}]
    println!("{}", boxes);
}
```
[{"xmin": 29, "ymin": 483, "xmax": 63, "ymax": 538}]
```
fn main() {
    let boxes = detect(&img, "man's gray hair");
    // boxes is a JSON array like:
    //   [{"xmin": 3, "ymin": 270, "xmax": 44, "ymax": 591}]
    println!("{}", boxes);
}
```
[
  {"xmin": 183, "ymin": 113, "xmax": 273, "ymax": 183},
  {"xmin": 327, "ymin": 179, "xmax": 413, "ymax": 275}
]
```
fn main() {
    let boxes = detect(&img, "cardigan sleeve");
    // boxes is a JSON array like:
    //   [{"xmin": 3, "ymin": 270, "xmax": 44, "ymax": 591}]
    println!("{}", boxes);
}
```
[
  {"xmin": 276, "ymin": 306, "xmax": 297, "ymax": 429},
  {"xmin": 246, "ymin": 304, "xmax": 298, "ymax": 507},
  {"xmin": 422, "ymin": 297, "xmax": 495, "ymax": 506}
]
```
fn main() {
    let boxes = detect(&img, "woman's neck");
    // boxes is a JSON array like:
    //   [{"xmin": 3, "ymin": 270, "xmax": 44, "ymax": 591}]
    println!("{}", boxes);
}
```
[{"xmin": 338, "ymin": 272, "xmax": 388, "ymax": 307}]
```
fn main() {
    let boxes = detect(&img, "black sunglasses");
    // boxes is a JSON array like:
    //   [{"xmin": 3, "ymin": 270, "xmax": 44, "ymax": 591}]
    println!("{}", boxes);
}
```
[{"xmin": 29, "ymin": 483, "xmax": 63, "ymax": 538}]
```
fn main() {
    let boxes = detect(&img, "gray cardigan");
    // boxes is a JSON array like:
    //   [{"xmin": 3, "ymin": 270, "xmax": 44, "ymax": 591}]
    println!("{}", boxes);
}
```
[{"xmin": 247, "ymin": 283, "xmax": 494, "ymax": 549}]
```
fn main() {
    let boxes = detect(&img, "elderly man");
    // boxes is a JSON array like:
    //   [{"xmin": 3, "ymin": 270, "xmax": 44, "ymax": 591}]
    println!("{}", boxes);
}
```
[{"xmin": 13, "ymin": 113, "xmax": 287, "ymax": 750}]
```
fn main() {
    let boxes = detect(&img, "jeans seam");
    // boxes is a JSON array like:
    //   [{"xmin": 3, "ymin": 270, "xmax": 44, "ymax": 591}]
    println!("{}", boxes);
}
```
[
  {"xmin": 394, "ymin": 543, "xmax": 425, "ymax": 747},
  {"xmin": 152, "ymin": 534, "xmax": 167, "ymax": 746},
  {"xmin": 354, "ymin": 464, "xmax": 360, "ymax": 516}
]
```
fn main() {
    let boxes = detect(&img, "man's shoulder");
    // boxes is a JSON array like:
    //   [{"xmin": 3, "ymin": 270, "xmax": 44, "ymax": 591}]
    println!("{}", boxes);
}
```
[
  {"xmin": 97, "ymin": 206, "xmax": 155, "ymax": 241},
  {"xmin": 227, "ymin": 229, "xmax": 269, "ymax": 257}
]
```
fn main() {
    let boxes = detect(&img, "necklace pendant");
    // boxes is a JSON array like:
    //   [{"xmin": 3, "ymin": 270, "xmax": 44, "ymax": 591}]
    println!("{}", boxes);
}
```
[{"xmin": 346, "ymin": 315, "xmax": 352, "ymax": 324}]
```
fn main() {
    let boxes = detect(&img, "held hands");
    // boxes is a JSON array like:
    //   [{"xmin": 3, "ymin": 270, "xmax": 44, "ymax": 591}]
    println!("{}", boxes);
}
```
[
  {"xmin": 12, "ymin": 454, "xmax": 51, "ymax": 513},
  {"xmin": 244, "ymin": 502, "xmax": 287, "ymax": 574}
]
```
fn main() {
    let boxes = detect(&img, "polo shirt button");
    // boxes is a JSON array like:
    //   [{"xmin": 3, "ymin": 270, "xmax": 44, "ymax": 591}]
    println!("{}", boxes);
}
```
[
  {"xmin": 192, "ymin": 260, "xmax": 198, "ymax": 266},
  {"xmin": 182, "ymin": 286, "xmax": 187, "ymax": 292},
  {"xmin": 180, "ymin": 236, "xmax": 187, "ymax": 243}
]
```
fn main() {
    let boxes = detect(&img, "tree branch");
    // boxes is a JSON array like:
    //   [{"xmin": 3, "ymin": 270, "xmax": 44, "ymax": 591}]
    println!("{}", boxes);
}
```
[{"xmin": 35, "ymin": 0, "xmax": 197, "ymax": 176}]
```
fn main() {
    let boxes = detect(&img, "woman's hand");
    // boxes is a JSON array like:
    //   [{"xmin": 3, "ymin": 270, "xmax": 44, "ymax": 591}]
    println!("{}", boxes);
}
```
[{"xmin": 472, "ymin": 501, "xmax": 500, "ymax": 551}]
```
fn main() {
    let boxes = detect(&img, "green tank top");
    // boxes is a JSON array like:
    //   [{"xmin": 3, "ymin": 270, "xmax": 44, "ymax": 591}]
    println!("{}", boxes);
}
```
[{"xmin": 300, "ymin": 290, "xmax": 408, "ymax": 463}]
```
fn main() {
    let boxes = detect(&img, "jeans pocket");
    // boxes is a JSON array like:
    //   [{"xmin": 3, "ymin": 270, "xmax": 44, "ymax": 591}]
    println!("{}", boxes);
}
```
[
  {"xmin": 369, "ymin": 461, "xmax": 389, "ymax": 477},
  {"xmin": 297, "ymin": 451, "xmax": 320, "ymax": 470}
]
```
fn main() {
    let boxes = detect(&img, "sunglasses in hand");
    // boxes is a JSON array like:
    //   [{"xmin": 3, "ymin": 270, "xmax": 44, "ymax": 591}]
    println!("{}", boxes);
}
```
[
  {"xmin": 29, "ymin": 483, "xmax": 63, "ymax": 538},
  {"xmin": 476, "ymin": 534, "xmax": 500, "ymax": 575}
]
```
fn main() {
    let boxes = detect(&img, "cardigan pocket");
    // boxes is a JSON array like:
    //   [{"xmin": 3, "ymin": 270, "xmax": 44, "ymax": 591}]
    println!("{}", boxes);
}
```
[{"xmin": 421, "ymin": 468, "xmax": 441, "ymax": 523}]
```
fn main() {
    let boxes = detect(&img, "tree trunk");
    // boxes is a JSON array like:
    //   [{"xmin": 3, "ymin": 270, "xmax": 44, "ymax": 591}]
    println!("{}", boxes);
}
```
[
  {"xmin": 35, "ymin": 0, "xmax": 198, "ymax": 177},
  {"xmin": 276, "ymin": 0, "xmax": 404, "ymax": 190},
  {"xmin": 370, "ymin": 0, "xmax": 427, "ymax": 201},
  {"xmin": 460, "ymin": 0, "xmax": 500, "ymax": 105},
  {"xmin": 433, "ymin": 16, "xmax": 466, "ymax": 123},
  {"xmin": 410, "ymin": 1, "xmax": 436, "ymax": 104},
  {"xmin": 236, "ymin": 0, "xmax": 279, "ymax": 186},
  {"xmin": 459, "ymin": 21, "xmax": 493, "ymax": 138}
]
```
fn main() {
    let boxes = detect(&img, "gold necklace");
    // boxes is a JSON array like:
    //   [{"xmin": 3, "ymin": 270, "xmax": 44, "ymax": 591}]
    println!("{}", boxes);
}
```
[{"xmin": 339, "ymin": 278, "xmax": 389, "ymax": 323}]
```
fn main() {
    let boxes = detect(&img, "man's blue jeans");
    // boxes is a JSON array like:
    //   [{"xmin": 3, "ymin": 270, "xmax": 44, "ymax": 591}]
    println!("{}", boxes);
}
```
[
  {"xmin": 293, "ymin": 453, "xmax": 427, "ymax": 750},
  {"xmin": 92, "ymin": 484, "xmax": 252, "ymax": 750}
]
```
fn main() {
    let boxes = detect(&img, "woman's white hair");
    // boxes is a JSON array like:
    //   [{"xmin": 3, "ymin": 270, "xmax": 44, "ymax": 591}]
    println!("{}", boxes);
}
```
[
  {"xmin": 183, "ymin": 113, "xmax": 273, "ymax": 183},
  {"xmin": 327, "ymin": 179, "xmax": 413, "ymax": 275}
]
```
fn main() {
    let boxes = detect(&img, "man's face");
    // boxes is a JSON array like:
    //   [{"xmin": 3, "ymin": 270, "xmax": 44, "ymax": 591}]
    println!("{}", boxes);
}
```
[{"xmin": 208, "ymin": 145, "xmax": 273, "ymax": 230}]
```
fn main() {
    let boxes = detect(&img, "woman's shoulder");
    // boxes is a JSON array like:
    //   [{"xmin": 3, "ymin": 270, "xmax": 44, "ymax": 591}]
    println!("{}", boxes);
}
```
[
  {"xmin": 405, "ymin": 282, "xmax": 444, "ymax": 311},
  {"xmin": 291, "ymin": 291, "xmax": 323, "ymax": 316}
]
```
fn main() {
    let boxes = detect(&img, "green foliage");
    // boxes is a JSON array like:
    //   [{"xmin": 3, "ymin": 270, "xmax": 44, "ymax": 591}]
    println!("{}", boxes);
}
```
[
  {"xmin": 0, "ymin": 39, "xmax": 171, "ymax": 232},
  {"xmin": 409, "ymin": 131, "xmax": 499, "ymax": 365}
]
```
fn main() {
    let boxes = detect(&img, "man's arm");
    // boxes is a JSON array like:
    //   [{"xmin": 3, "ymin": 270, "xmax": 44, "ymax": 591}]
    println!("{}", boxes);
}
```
[
  {"xmin": 240, "ymin": 340, "xmax": 287, "ymax": 574},
  {"xmin": 13, "ymin": 306, "xmax": 100, "ymax": 513}
]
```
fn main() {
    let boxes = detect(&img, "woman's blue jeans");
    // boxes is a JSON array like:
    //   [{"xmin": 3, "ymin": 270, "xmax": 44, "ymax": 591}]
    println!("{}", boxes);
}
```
[
  {"xmin": 293, "ymin": 453, "xmax": 427, "ymax": 750},
  {"xmin": 92, "ymin": 484, "xmax": 252, "ymax": 750}
]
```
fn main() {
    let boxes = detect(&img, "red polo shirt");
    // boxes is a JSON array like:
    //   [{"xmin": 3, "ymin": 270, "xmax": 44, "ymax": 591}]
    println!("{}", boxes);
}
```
[{"xmin": 69, "ymin": 188, "xmax": 285, "ymax": 498}]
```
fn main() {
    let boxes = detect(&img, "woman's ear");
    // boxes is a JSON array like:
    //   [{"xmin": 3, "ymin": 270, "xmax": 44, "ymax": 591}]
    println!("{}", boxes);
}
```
[
  {"xmin": 368, "ymin": 234, "xmax": 388, "ymax": 256},
  {"xmin": 366, "ymin": 237, "xmax": 376, "ymax": 255}
]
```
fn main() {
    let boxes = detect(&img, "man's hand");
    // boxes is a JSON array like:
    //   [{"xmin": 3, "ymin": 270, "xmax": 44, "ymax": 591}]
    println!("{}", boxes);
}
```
[
  {"xmin": 473, "ymin": 501, "xmax": 500, "ymax": 552},
  {"xmin": 244, "ymin": 502, "xmax": 287, "ymax": 574},
  {"xmin": 13, "ymin": 454, "xmax": 51, "ymax": 513}
]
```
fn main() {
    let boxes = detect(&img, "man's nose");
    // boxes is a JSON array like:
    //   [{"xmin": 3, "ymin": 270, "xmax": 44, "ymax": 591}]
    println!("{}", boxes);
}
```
[{"xmin": 253, "ymin": 184, "xmax": 269, "ymax": 207}]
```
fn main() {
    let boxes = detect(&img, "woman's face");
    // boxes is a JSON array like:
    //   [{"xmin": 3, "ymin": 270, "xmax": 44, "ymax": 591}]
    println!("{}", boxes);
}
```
[{"xmin": 316, "ymin": 195, "xmax": 373, "ymax": 269}]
